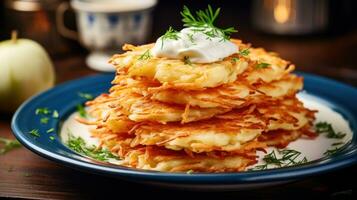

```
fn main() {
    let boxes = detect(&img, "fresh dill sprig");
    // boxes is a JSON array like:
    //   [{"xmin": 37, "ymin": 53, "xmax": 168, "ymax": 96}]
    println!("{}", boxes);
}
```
[
  {"xmin": 46, "ymin": 128, "xmax": 55, "ymax": 133},
  {"xmin": 239, "ymin": 48, "xmax": 250, "ymax": 56},
  {"xmin": 315, "ymin": 122, "xmax": 346, "ymax": 139},
  {"xmin": 184, "ymin": 56, "xmax": 192, "ymax": 65},
  {"xmin": 332, "ymin": 142, "xmax": 344, "ymax": 146},
  {"xmin": 0, "ymin": 137, "xmax": 22, "ymax": 155},
  {"xmin": 78, "ymin": 92, "xmax": 94, "ymax": 100},
  {"xmin": 29, "ymin": 129, "xmax": 40, "ymax": 137},
  {"xmin": 249, "ymin": 149, "xmax": 307, "ymax": 171},
  {"xmin": 180, "ymin": 5, "xmax": 237, "ymax": 40},
  {"xmin": 35, "ymin": 108, "xmax": 51, "ymax": 115},
  {"xmin": 137, "ymin": 49, "xmax": 152, "ymax": 61},
  {"xmin": 66, "ymin": 132, "xmax": 119, "ymax": 161},
  {"xmin": 36, "ymin": 107, "xmax": 59, "ymax": 119},
  {"xmin": 76, "ymin": 104, "xmax": 87, "ymax": 118},
  {"xmin": 256, "ymin": 62, "xmax": 270, "ymax": 69},
  {"xmin": 52, "ymin": 110, "xmax": 59, "ymax": 118},
  {"xmin": 40, "ymin": 117, "xmax": 49, "ymax": 124},
  {"xmin": 186, "ymin": 33, "xmax": 195, "ymax": 44},
  {"xmin": 324, "ymin": 145, "xmax": 345, "ymax": 156},
  {"xmin": 161, "ymin": 26, "xmax": 180, "ymax": 49},
  {"xmin": 231, "ymin": 57, "xmax": 239, "ymax": 63}
]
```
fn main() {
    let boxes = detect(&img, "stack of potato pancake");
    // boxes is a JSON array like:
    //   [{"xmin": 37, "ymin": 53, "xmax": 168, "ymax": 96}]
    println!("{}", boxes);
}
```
[{"xmin": 81, "ymin": 39, "xmax": 316, "ymax": 172}]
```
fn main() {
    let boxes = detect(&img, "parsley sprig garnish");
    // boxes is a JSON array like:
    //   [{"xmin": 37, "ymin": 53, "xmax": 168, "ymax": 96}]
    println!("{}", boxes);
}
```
[
  {"xmin": 181, "ymin": 5, "xmax": 237, "ymax": 40},
  {"xmin": 0, "ymin": 137, "xmax": 22, "ymax": 155},
  {"xmin": 249, "ymin": 149, "xmax": 307, "ymax": 171},
  {"xmin": 66, "ymin": 132, "xmax": 119, "ymax": 161},
  {"xmin": 315, "ymin": 122, "xmax": 346, "ymax": 139}
]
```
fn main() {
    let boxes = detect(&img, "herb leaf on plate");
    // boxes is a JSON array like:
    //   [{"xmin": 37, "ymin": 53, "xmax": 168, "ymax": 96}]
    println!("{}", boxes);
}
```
[
  {"xmin": 0, "ymin": 137, "xmax": 22, "ymax": 154},
  {"xmin": 249, "ymin": 149, "xmax": 307, "ymax": 171},
  {"xmin": 66, "ymin": 132, "xmax": 119, "ymax": 161},
  {"xmin": 315, "ymin": 122, "xmax": 346, "ymax": 139}
]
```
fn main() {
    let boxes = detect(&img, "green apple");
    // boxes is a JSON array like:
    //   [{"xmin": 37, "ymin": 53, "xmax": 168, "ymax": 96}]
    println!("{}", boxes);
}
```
[{"xmin": 0, "ymin": 31, "xmax": 55, "ymax": 112}]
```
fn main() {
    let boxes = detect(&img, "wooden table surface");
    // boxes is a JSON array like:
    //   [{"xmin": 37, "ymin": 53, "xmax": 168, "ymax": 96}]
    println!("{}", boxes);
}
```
[{"xmin": 1, "ymin": 30, "xmax": 357, "ymax": 199}]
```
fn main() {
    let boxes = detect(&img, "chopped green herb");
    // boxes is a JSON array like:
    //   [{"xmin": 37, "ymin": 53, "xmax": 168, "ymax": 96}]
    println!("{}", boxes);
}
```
[
  {"xmin": 52, "ymin": 110, "xmax": 59, "ymax": 118},
  {"xmin": 256, "ymin": 62, "xmax": 270, "ymax": 69},
  {"xmin": 239, "ymin": 48, "xmax": 250, "ymax": 56},
  {"xmin": 332, "ymin": 142, "xmax": 344, "ymax": 146},
  {"xmin": 249, "ymin": 149, "xmax": 307, "ymax": 171},
  {"xmin": 46, "ymin": 128, "xmax": 55, "ymax": 133},
  {"xmin": 186, "ymin": 169, "xmax": 194, "ymax": 174},
  {"xmin": 181, "ymin": 5, "xmax": 237, "ymax": 41},
  {"xmin": 0, "ymin": 138, "xmax": 22, "ymax": 155},
  {"xmin": 186, "ymin": 33, "xmax": 195, "ymax": 44},
  {"xmin": 184, "ymin": 56, "xmax": 192, "ymax": 65},
  {"xmin": 137, "ymin": 49, "xmax": 152, "ymax": 61},
  {"xmin": 66, "ymin": 132, "xmax": 119, "ymax": 161},
  {"xmin": 29, "ymin": 129, "xmax": 40, "ymax": 137},
  {"xmin": 40, "ymin": 117, "xmax": 49, "ymax": 124},
  {"xmin": 76, "ymin": 104, "xmax": 87, "ymax": 118},
  {"xmin": 161, "ymin": 26, "xmax": 180, "ymax": 49},
  {"xmin": 35, "ymin": 108, "xmax": 51, "ymax": 115},
  {"xmin": 23, "ymin": 173, "xmax": 32, "ymax": 177},
  {"xmin": 78, "ymin": 92, "xmax": 93, "ymax": 100},
  {"xmin": 231, "ymin": 57, "xmax": 239, "ymax": 62},
  {"xmin": 324, "ymin": 145, "xmax": 345, "ymax": 156},
  {"xmin": 315, "ymin": 122, "xmax": 346, "ymax": 139},
  {"xmin": 49, "ymin": 136, "xmax": 55, "ymax": 141}
]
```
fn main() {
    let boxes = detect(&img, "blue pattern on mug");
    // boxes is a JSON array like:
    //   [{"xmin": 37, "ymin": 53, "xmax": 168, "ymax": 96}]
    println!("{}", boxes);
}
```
[
  {"xmin": 87, "ymin": 13, "xmax": 95, "ymax": 27},
  {"xmin": 108, "ymin": 15, "xmax": 120, "ymax": 28},
  {"xmin": 133, "ymin": 14, "xmax": 142, "ymax": 27}
]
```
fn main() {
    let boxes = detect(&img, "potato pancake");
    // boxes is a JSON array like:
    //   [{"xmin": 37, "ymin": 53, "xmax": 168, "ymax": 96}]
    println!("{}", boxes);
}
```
[
  {"xmin": 110, "ymin": 41, "xmax": 294, "ymax": 90},
  {"xmin": 77, "ymin": 34, "xmax": 317, "ymax": 173},
  {"xmin": 110, "ymin": 44, "xmax": 248, "ymax": 89}
]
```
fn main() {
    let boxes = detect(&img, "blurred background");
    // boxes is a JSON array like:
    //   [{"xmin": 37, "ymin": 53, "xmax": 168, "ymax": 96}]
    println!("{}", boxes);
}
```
[{"xmin": 0, "ymin": 0, "xmax": 356, "ymax": 84}]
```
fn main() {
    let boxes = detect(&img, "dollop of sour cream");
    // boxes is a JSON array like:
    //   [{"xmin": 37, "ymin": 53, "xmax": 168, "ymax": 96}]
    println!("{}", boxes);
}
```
[{"xmin": 151, "ymin": 28, "xmax": 238, "ymax": 63}]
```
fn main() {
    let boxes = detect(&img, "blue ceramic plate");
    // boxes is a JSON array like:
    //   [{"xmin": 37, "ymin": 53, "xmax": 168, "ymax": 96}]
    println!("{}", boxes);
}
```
[{"xmin": 12, "ymin": 72, "xmax": 357, "ymax": 190}]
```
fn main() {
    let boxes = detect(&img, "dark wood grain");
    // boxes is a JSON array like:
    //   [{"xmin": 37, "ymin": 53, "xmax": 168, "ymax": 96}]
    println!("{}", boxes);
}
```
[{"xmin": 1, "ymin": 1, "xmax": 357, "ymax": 198}]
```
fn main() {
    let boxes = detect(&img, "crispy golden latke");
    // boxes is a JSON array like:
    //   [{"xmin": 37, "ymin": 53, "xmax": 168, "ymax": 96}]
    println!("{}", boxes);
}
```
[
  {"xmin": 147, "ymin": 74, "xmax": 302, "ymax": 108},
  {"xmin": 104, "ymin": 74, "xmax": 303, "ymax": 123},
  {"xmin": 88, "ymin": 83, "xmax": 232, "ymax": 124},
  {"xmin": 84, "ymin": 95, "xmax": 315, "ymax": 154},
  {"xmin": 110, "ymin": 40, "xmax": 294, "ymax": 90},
  {"xmin": 110, "ymin": 44, "xmax": 248, "ymax": 89},
  {"xmin": 259, "ymin": 125, "xmax": 317, "ymax": 148},
  {"xmin": 121, "ymin": 146, "xmax": 257, "ymax": 172}
]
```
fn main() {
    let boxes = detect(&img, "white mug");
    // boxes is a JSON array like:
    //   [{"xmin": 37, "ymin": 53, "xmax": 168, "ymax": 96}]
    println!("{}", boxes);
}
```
[{"xmin": 57, "ymin": 0, "xmax": 157, "ymax": 71}]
